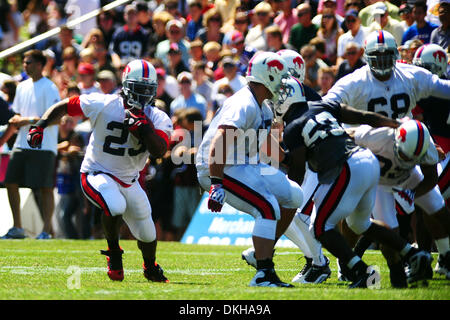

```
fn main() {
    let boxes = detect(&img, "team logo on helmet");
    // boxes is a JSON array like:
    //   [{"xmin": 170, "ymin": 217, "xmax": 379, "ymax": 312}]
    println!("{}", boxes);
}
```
[
  {"xmin": 398, "ymin": 127, "xmax": 407, "ymax": 142},
  {"xmin": 293, "ymin": 56, "xmax": 304, "ymax": 70},
  {"xmin": 433, "ymin": 50, "xmax": 446, "ymax": 63},
  {"xmin": 266, "ymin": 59, "xmax": 285, "ymax": 72}
]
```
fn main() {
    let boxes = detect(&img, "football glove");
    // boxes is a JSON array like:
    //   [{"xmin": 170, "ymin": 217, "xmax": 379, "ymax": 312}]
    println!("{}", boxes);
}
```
[
  {"xmin": 392, "ymin": 188, "xmax": 415, "ymax": 214},
  {"xmin": 27, "ymin": 125, "xmax": 44, "ymax": 149},
  {"xmin": 208, "ymin": 181, "xmax": 226, "ymax": 212},
  {"xmin": 123, "ymin": 109, "xmax": 151, "ymax": 133}
]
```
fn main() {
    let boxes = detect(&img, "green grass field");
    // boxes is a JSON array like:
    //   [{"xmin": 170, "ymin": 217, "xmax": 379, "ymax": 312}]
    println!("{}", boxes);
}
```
[{"xmin": 0, "ymin": 240, "xmax": 448, "ymax": 300}]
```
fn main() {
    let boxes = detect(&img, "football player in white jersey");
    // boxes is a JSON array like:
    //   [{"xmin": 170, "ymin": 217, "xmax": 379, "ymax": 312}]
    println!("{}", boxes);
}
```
[
  {"xmin": 241, "ymin": 77, "xmax": 331, "ymax": 284},
  {"xmin": 196, "ymin": 52, "xmax": 304, "ymax": 287},
  {"xmin": 27, "ymin": 59, "xmax": 173, "ymax": 283},
  {"xmin": 349, "ymin": 120, "xmax": 450, "ymax": 286},
  {"xmin": 324, "ymin": 30, "xmax": 450, "ymax": 119}
]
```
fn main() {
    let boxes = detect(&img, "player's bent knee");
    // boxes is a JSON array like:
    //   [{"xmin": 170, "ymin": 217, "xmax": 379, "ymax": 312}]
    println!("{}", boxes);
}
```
[
  {"xmin": 345, "ymin": 217, "xmax": 371, "ymax": 235},
  {"xmin": 124, "ymin": 215, "xmax": 156, "ymax": 242},
  {"xmin": 252, "ymin": 217, "xmax": 277, "ymax": 240}
]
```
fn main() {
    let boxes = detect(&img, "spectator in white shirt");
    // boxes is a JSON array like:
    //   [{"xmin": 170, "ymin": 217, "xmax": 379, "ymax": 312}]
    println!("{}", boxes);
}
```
[{"xmin": 337, "ymin": 9, "xmax": 368, "ymax": 65}]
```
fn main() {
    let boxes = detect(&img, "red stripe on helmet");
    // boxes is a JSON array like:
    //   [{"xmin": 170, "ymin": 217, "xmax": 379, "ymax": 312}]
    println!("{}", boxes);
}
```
[
  {"xmin": 142, "ymin": 60, "xmax": 149, "ymax": 78},
  {"xmin": 414, "ymin": 120, "xmax": 425, "ymax": 157}
]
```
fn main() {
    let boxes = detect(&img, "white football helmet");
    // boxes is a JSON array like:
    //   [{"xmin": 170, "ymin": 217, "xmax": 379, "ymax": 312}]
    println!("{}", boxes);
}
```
[
  {"xmin": 273, "ymin": 76, "xmax": 306, "ymax": 122},
  {"xmin": 364, "ymin": 30, "xmax": 399, "ymax": 78},
  {"xmin": 246, "ymin": 51, "xmax": 290, "ymax": 103},
  {"xmin": 122, "ymin": 59, "xmax": 157, "ymax": 110},
  {"xmin": 412, "ymin": 44, "xmax": 448, "ymax": 77},
  {"xmin": 277, "ymin": 49, "xmax": 306, "ymax": 82},
  {"xmin": 394, "ymin": 119, "xmax": 431, "ymax": 163}
]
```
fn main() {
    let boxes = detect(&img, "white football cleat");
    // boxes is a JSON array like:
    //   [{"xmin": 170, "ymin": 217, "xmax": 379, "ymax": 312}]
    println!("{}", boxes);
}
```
[
  {"xmin": 241, "ymin": 247, "xmax": 257, "ymax": 268},
  {"xmin": 249, "ymin": 269, "xmax": 294, "ymax": 288}
]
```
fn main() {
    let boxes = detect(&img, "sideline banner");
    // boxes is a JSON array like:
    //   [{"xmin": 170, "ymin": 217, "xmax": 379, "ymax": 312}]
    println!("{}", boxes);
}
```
[{"xmin": 181, "ymin": 193, "xmax": 295, "ymax": 247}]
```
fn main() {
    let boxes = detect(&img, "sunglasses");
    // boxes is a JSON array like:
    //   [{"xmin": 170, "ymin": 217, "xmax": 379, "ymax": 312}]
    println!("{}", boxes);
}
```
[
  {"xmin": 209, "ymin": 17, "xmax": 222, "ymax": 22},
  {"xmin": 235, "ymin": 19, "xmax": 247, "ymax": 24},
  {"xmin": 322, "ymin": 15, "xmax": 334, "ymax": 19},
  {"xmin": 170, "ymin": 29, "xmax": 181, "ymax": 34},
  {"xmin": 346, "ymin": 18, "xmax": 357, "ymax": 23},
  {"xmin": 257, "ymin": 12, "xmax": 269, "ymax": 16},
  {"xmin": 346, "ymin": 51, "xmax": 358, "ymax": 55},
  {"xmin": 297, "ymin": 11, "xmax": 309, "ymax": 17},
  {"xmin": 23, "ymin": 60, "xmax": 34, "ymax": 65}
]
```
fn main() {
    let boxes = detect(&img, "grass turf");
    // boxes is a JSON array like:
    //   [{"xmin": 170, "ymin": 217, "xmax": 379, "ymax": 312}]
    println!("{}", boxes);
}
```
[{"xmin": 0, "ymin": 240, "xmax": 448, "ymax": 300}]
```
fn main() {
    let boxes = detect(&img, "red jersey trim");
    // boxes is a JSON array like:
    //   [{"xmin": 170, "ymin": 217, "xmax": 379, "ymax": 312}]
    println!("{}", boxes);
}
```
[
  {"xmin": 155, "ymin": 129, "xmax": 169, "ymax": 150},
  {"xmin": 67, "ymin": 96, "xmax": 84, "ymax": 117}
]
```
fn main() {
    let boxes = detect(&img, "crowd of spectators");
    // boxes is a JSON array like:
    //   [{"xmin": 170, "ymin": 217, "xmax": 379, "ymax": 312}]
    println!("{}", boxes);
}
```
[{"xmin": 0, "ymin": 0, "xmax": 448, "ymax": 241}]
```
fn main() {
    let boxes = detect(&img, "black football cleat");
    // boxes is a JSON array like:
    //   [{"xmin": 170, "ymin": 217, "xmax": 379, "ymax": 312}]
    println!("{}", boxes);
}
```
[{"xmin": 143, "ymin": 262, "xmax": 169, "ymax": 283}]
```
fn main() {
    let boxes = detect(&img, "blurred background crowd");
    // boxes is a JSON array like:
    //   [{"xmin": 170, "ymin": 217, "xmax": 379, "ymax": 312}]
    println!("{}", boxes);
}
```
[{"xmin": 0, "ymin": 0, "xmax": 448, "ymax": 241}]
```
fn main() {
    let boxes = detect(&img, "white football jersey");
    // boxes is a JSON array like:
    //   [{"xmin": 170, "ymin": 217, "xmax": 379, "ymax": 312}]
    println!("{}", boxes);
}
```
[
  {"xmin": 353, "ymin": 125, "xmax": 439, "ymax": 186},
  {"xmin": 196, "ymin": 86, "xmax": 273, "ymax": 177},
  {"xmin": 80, "ymin": 93, "xmax": 172, "ymax": 184},
  {"xmin": 324, "ymin": 63, "xmax": 450, "ymax": 119}
]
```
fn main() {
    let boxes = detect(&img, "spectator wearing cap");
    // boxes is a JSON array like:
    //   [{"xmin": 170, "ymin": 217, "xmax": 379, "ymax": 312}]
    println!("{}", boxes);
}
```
[
  {"xmin": 274, "ymin": 0, "xmax": 299, "ymax": 44},
  {"xmin": 245, "ymin": 1, "xmax": 274, "ymax": 51},
  {"xmin": 289, "ymin": 3, "xmax": 320, "ymax": 52},
  {"xmin": 266, "ymin": 25, "xmax": 296, "ymax": 52},
  {"xmin": 232, "ymin": 11, "xmax": 251, "ymax": 38},
  {"xmin": 312, "ymin": 0, "xmax": 345, "ymax": 28},
  {"xmin": 186, "ymin": 0, "xmax": 204, "ymax": 41},
  {"xmin": 399, "ymin": 4, "xmax": 415, "ymax": 32},
  {"xmin": 110, "ymin": 4, "xmax": 150, "ymax": 67},
  {"xmin": 227, "ymin": 30, "xmax": 257, "ymax": 76},
  {"xmin": 336, "ymin": 9, "xmax": 368, "ymax": 64},
  {"xmin": 155, "ymin": 68, "xmax": 174, "ymax": 115},
  {"xmin": 195, "ymin": 8, "xmax": 225, "ymax": 45},
  {"xmin": 402, "ymin": 1, "xmax": 438, "ymax": 44},
  {"xmin": 359, "ymin": 1, "xmax": 400, "ymax": 27},
  {"xmin": 430, "ymin": 0, "xmax": 450, "ymax": 49},
  {"xmin": 335, "ymin": 41, "xmax": 366, "ymax": 80},
  {"xmin": 211, "ymin": 57, "xmax": 247, "ymax": 101},
  {"xmin": 97, "ymin": 70, "xmax": 118, "ymax": 95},
  {"xmin": 155, "ymin": 19, "xmax": 191, "ymax": 69},
  {"xmin": 367, "ymin": 2, "xmax": 404, "ymax": 45},
  {"xmin": 170, "ymin": 72, "xmax": 207, "ymax": 120},
  {"xmin": 167, "ymin": 43, "xmax": 191, "ymax": 77},
  {"xmin": 77, "ymin": 62, "xmax": 100, "ymax": 95},
  {"xmin": 50, "ymin": 26, "xmax": 83, "ymax": 68}
]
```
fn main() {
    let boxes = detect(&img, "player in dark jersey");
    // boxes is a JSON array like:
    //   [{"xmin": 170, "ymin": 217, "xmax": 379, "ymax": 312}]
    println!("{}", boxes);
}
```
[{"xmin": 279, "ymin": 81, "xmax": 433, "ymax": 287}]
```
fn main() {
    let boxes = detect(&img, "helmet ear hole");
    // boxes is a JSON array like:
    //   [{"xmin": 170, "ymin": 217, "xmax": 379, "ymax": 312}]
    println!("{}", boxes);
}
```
[{"xmin": 269, "ymin": 75, "xmax": 274, "ymax": 81}]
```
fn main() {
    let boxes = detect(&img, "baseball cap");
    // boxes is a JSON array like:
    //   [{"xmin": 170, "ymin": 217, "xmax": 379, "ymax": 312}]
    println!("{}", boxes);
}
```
[
  {"xmin": 399, "ymin": 4, "xmax": 412, "ymax": 14},
  {"xmin": 372, "ymin": 2, "xmax": 388, "ymax": 15},
  {"xmin": 78, "ymin": 62, "xmax": 95, "ymax": 75},
  {"xmin": 166, "ymin": 19, "xmax": 183, "ymax": 31},
  {"xmin": 156, "ymin": 68, "xmax": 166, "ymax": 78},
  {"xmin": 345, "ymin": 9, "xmax": 359, "ymax": 19},
  {"xmin": 124, "ymin": 3, "xmax": 137, "ymax": 14},
  {"xmin": 254, "ymin": 1, "xmax": 272, "ymax": 13},
  {"xmin": 97, "ymin": 70, "xmax": 116, "ymax": 81},
  {"xmin": 222, "ymin": 57, "xmax": 236, "ymax": 67},
  {"xmin": 230, "ymin": 30, "xmax": 244, "ymax": 44},
  {"xmin": 177, "ymin": 71, "xmax": 193, "ymax": 83}
]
